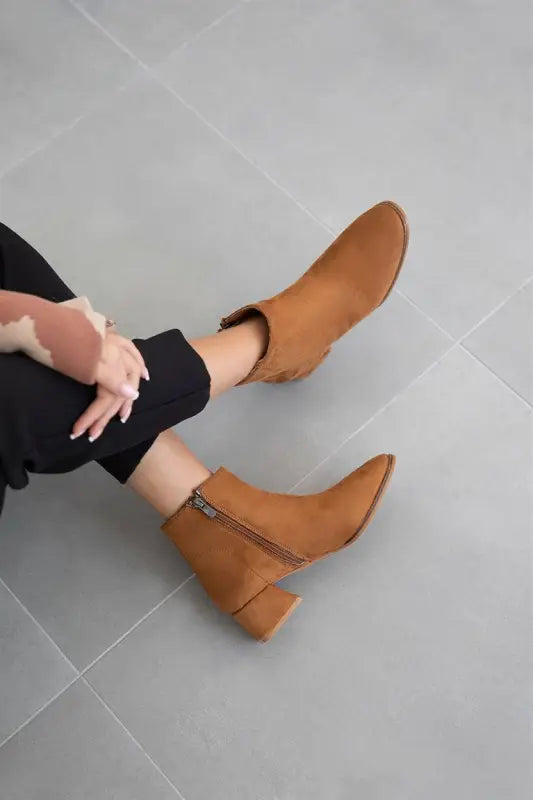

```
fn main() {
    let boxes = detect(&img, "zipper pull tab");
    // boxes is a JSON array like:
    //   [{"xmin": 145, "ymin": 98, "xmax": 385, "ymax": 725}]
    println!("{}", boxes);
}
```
[{"xmin": 190, "ymin": 493, "xmax": 217, "ymax": 518}]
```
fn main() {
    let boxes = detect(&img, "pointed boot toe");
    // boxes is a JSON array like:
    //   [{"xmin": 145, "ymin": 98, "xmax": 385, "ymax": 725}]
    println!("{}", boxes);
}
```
[{"xmin": 340, "ymin": 453, "xmax": 396, "ymax": 546}]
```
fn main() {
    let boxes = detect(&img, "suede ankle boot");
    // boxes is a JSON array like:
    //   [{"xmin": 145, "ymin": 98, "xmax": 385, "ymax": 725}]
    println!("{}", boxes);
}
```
[
  {"xmin": 220, "ymin": 201, "xmax": 408, "ymax": 383},
  {"xmin": 162, "ymin": 454, "xmax": 395, "ymax": 641}
]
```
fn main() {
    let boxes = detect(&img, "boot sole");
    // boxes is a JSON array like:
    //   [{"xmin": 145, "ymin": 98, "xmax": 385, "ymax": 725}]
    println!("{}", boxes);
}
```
[
  {"xmin": 378, "ymin": 201, "xmax": 410, "ymax": 305},
  {"xmin": 343, "ymin": 452, "xmax": 396, "ymax": 546},
  {"xmin": 233, "ymin": 584, "xmax": 303, "ymax": 643}
]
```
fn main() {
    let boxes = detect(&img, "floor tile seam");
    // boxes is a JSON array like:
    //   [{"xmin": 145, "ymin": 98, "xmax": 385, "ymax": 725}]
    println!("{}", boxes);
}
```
[
  {"xmin": 68, "ymin": 0, "xmax": 248, "ymax": 73},
  {"xmin": 290, "ymin": 277, "xmax": 533, "ymax": 491},
  {"xmin": 458, "ymin": 274, "xmax": 533, "ymax": 344},
  {"xmin": 5, "ymin": 0, "xmax": 531, "ymax": 361},
  {"xmin": 0, "ymin": 576, "xmax": 79, "ymax": 673},
  {"xmin": 0, "ymin": 674, "xmax": 80, "ymax": 750},
  {"xmin": 0, "ymin": 109, "xmax": 93, "ymax": 182},
  {"xmin": 65, "ymin": 0, "xmax": 332, "ymax": 239},
  {"xmin": 0, "ymin": 575, "xmax": 194, "ymax": 752},
  {"xmin": 43, "ymin": 2, "xmax": 533, "ymax": 362},
  {"xmin": 0, "ymin": 72, "xmax": 144, "ymax": 183},
  {"xmin": 289, "ymin": 340, "xmax": 458, "ymax": 492},
  {"xmin": 79, "ymin": 573, "xmax": 194, "ymax": 677},
  {"xmin": 149, "ymin": 70, "xmax": 522, "ymax": 353},
  {"xmin": 148, "ymin": 0, "xmax": 256, "ymax": 67},
  {"xmin": 459, "ymin": 343, "xmax": 533, "ymax": 409},
  {"xmin": 82, "ymin": 676, "xmax": 188, "ymax": 800}
]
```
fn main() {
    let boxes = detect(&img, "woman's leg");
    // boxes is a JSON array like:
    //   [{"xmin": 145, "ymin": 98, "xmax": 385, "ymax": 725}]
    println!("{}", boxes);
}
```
[
  {"xmin": 190, "ymin": 315, "xmax": 267, "ymax": 399},
  {"xmin": 0, "ymin": 222, "xmax": 266, "ymax": 502},
  {"xmin": 126, "ymin": 317, "xmax": 269, "ymax": 517},
  {"xmin": 127, "ymin": 430, "xmax": 210, "ymax": 518}
]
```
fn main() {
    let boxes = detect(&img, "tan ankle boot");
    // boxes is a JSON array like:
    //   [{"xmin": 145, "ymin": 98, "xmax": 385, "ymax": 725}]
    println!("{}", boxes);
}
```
[
  {"xmin": 162, "ymin": 454, "xmax": 395, "ymax": 642},
  {"xmin": 220, "ymin": 201, "xmax": 408, "ymax": 383}
]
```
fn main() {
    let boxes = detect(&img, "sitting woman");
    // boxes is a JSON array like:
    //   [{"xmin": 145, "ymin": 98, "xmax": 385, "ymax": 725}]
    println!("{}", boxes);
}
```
[{"xmin": 0, "ymin": 201, "xmax": 408, "ymax": 642}]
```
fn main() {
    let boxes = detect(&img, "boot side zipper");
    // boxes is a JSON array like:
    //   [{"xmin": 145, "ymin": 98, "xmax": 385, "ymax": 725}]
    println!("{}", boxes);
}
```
[{"xmin": 188, "ymin": 492, "xmax": 305, "ymax": 567}]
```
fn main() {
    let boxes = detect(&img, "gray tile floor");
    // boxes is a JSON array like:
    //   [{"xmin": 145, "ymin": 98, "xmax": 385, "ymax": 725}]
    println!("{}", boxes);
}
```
[{"xmin": 0, "ymin": 1, "xmax": 531, "ymax": 798}]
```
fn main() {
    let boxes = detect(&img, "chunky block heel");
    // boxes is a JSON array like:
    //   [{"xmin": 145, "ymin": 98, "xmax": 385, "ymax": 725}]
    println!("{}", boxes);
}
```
[{"xmin": 233, "ymin": 584, "xmax": 302, "ymax": 642}]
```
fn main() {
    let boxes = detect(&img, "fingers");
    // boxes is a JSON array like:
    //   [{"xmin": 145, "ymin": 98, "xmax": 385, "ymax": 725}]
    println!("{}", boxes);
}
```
[
  {"xmin": 97, "ymin": 352, "xmax": 147, "ymax": 398},
  {"xmin": 87, "ymin": 397, "xmax": 123, "ymax": 441},
  {"xmin": 123, "ymin": 351, "xmax": 142, "ymax": 393},
  {"xmin": 116, "ymin": 352, "xmax": 141, "ymax": 424},
  {"xmin": 74, "ymin": 334, "xmax": 149, "ymax": 441},
  {"xmin": 118, "ymin": 381, "xmax": 140, "ymax": 399},
  {"xmin": 120, "ymin": 339, "xmax": 150, "ymax": 381},
  {"xmin": 71, "ymin": 351, "xmax": 142, "ymax": 440},
  {"xmin": 99, "ymin": 368, "xmax": 140, "ymax": 400},
  {"xmin": 119, "ymin": 398, "xmax": 133, "ymax": 424},
  {"xmin": 109, "ymin": 370, "xmax": 140, "ymax": 400},
  {"xmin": 71, "ymin": 394, "xmax": 116, "ymax": 440},
  {"xmin": 95, "ymin": 360, "xmax": 137, "ymax": 399},
  {"xmin": 71, "ymin": 394, "xmax": 123, "ymax": 441}
]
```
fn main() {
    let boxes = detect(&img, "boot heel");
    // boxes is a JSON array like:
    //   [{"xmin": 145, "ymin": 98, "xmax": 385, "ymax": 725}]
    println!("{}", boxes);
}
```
[{"xmin": 233, "ymin": 584, "xmax": 302, "ymax": 642}]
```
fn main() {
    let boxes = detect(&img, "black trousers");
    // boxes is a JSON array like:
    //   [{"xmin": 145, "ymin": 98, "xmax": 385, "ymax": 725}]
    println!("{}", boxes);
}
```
[{"xmin": 0, "ymin": 223, "xmax": 211, "ymax": 514}]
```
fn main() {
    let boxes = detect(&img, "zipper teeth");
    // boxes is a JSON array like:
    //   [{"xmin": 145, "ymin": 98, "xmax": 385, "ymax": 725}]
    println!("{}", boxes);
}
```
[
  {"xmin": 187, "ymin": 494, "xmax": 305, "ymax": 566},
  {"xmin": 218, "ymin": 515, "xmax": 304, "ymax": 565}
]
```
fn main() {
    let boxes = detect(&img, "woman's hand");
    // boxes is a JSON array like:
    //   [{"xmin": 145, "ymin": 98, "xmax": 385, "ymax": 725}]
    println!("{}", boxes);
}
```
[
  {"xmin": 71, "ymin": 332, "xmax": 149, "ymax": 441},
  {"xmin": 94, "ymin": 332, "xmax": 148, "ymax": 399}
]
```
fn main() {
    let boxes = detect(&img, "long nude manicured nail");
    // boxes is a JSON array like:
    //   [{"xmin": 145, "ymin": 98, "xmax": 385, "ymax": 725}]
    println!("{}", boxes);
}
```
[
  {"xmin": 88, "ymin": 430, "xmax": 102, "ymax": 443},
  {"xmin": 143, "ymin": 368, "xmax": 150, "ymax": 381},
  {"xmin": 120, "ymin": 383, "xmax": 139, "ymax": 399},
  {"xmin": 70, "ymin": 432, "xmax": 83, "ymax": 440},
  {"xmin": 120, "ymin": 409, "xmax": 131, "ymax": 424}
]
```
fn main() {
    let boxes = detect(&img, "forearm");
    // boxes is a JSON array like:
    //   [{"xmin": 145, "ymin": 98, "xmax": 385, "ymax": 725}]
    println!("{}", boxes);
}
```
[{"xmin": 0, "ymin": 290, "xmax": 106, "ymax": 383}]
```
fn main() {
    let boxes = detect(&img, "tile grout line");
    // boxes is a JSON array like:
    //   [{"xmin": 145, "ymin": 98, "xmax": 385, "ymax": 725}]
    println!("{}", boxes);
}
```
[
  {"xmin": 457, "ymin": 273, "xmax": 533, "ymax": 344},
  {"xmin": 79, "ymin": 573, "xmax": 194, "ymax": 676},
  {"xmin": 67, "ymin": 0, "xmax": 247, "ymax": 76},
  {"xmin": 0, "ymin": 574, "xmax": 194, "ymax": 753},
  {"xmin": 105, "ymin": 28, "xmax": 533, "ymax": 379},
  {"xmin": 68, "ymin": 0, "xmax": 338, "ymax": 237},
  {"xmin": 289, "ymin": 340, "xmax": 458, "ymax": 491},
  {"xmin": 0, "ymin": 0, "xmax": 250, "ymax": 184},
  {"xmin": 2, "ymin": 0, "xmax": 247, "ymax": 182},
  {"xmin": 394, "ymin": 288, "xmax": 456, "ymax": 342},
  {"xmin": 48, "ymin": 0, "xmax": 533, "ymax": 370},
  {"xmin": 0, "ymin": 674, "xmax": 80, "ymax": 751},
  {"xmin": 290, "ymin": 268, "xmax": 533, "ymax": 489},
  {"xmin": 290, "ymin": 269, "xmax": 533, "ymax": 489},
  {"xmin": 2, "ymin": 0, "xmax": 528, "ymax": 370},
  {"xmin": 451, "ymin": 273, "xmax": 533, "ymax": 409},
  {"xmin": 0, "ymin": 576, "xmax": 79, "ymax": 675},
  {"xmin": 0, "ymin": 72, "xmax": 143, "ymax": 183},
  {"xmin": 83, "ymin": 677, "xmax": 188, "ymax": 800},
  {"xmin": 0, "ymin": 111, "xmax": 89, "ymax": 182},
  {"xmin": 140, "ymin": 0, "xmax": 254, "ymax": 65},
  {"xmin": 144, "ymin": 66, "xmax": 533, "ymax": 381},
  {"xmin": 152, "ymin": 75, "xmax": 345, "ymax": 237},
  {"xmin": 459, "ymin": 344, "xmax": 532, "ymax": 409}
]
